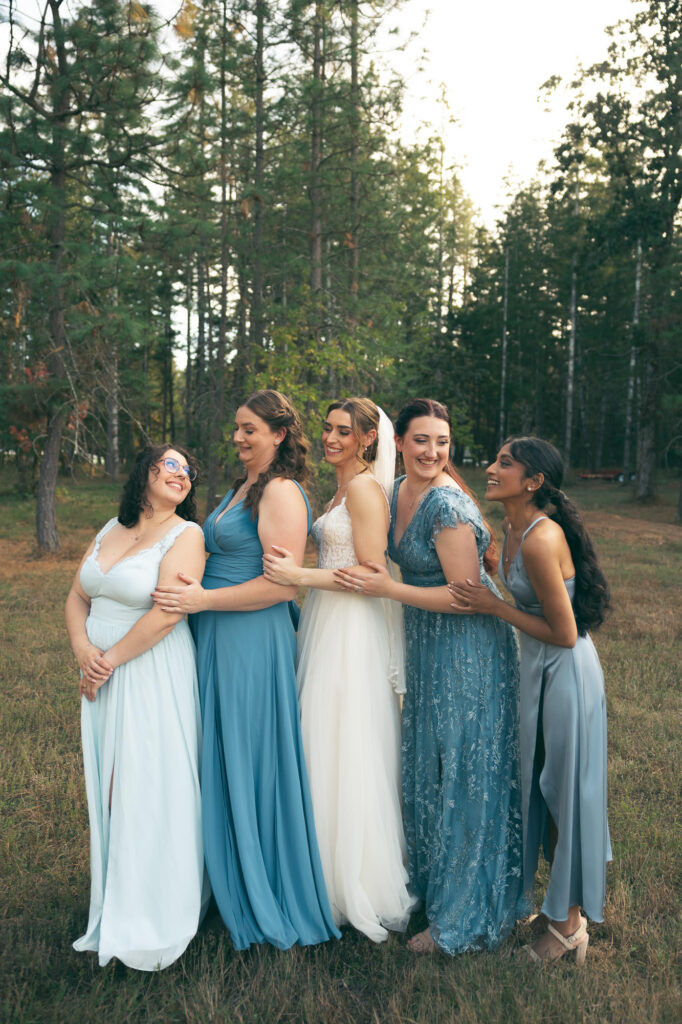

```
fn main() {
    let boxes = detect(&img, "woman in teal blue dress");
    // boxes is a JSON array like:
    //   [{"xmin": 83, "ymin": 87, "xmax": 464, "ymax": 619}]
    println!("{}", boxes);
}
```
[
  {"xmin": 450, "ymin": 436, "xmax": 611, "ymax": 965},
  {"xmin": 153, "ymin": 390, "xmax": 339, "ymax": 950},
  {"xmin": 336, "ymin": 399, "xmax": 527, "ymax": 955}
]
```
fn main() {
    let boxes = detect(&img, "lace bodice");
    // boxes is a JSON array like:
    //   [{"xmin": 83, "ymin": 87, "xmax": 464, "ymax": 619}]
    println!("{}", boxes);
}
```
[{"xmin": 311, "ymin": 499, "xmax": 358, "ymax": 569}]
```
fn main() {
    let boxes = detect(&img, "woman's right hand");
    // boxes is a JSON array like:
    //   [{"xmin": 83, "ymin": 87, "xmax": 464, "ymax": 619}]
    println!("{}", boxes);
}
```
[
  {"xmin": 262, "ymin": 545, "xmax": 302, "ymax": 586},
  {"xmin": 76, "ymin": 644, "xmax": 113, "ymax": 701}
]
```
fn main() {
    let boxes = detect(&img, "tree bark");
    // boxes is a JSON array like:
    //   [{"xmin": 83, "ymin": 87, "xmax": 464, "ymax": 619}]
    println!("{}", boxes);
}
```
[
  {"xmin": 349, "ymin": 0, "xmax": 360, "ymax": 299},
  {"xmin": 622, "ymin": 238, "xmax": 641, "ymax": 481},
  {"xmin": 36, "ymin": 0, "xmax": 70, "ymax": 552},
  {"xmin": 498, "ymin": 247, "xmax": 509, "ymax": 446},
  {"xmin": 250, "ymin": 0, "xmax": 266, "ymax": 350},
  {"xmin": 310, "ymin": 1, "xmax": 324, "ymax": 295}
]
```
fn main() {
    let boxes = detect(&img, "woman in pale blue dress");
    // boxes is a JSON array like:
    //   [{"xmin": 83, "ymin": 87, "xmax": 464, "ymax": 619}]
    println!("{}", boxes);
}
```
[
  {"xmin": 152, "ymin": 390, "xmax": 339, "ymax": 951},
  {"xmin": 450, "ymin": 436, "xmax": 611, "ymax": 964},
  {"xmin": 336, "ymin": 399, "xmax": 527, "ymax": 955},
  {"xmin": 65, "ymin": 445, "xmax": 207, "ymax": 970}
]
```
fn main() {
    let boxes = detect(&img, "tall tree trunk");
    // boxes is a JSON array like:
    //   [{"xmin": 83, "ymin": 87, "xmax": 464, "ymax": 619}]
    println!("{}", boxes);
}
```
[
  {"xmin": 564, "ymin": 182, "xmax": 579, "ymax": 471},
  {"xmin": 105, "ymin": 232, "xmax": 120, "ymax": 479},
  {"xmin": 349, "ymin": 0, "xmax": 359, "ymax": 299},
  {"xmin": 105, "ymin": 350, "xmax": 120, "ymax": 479},
  {"xmin": 310, "ymin": 1, "xmax": 324, "ymax": 295},
  {"xmin": 205, "ymin": 0, "xmax": 230, "ymax": 515},
  {"xmin": 498, "ymin": 247, "xmax": 509, "ymax": 446},
  {"xmin": 622, "ymin": 238, "xmax": 641, "ymax": 482},
  {"xmin": 36, "ymin": 0, "xmax": 70, "ymax": 552},
  {"xmin": 250, "ymin": 0, "xmax": 265, "ymax": 350},
  {"xmin": 564, "ymin": 252, "xmax": 577, "ymax": 469},
  {"xmin": 185, "ymin": 261, "xmax": 192, "ymax": 441}
]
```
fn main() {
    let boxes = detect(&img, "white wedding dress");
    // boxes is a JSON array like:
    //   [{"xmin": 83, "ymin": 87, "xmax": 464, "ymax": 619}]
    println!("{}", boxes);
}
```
[{"xmin": 296, "ymin": 494, "xmax": 415, "ymax": 942}]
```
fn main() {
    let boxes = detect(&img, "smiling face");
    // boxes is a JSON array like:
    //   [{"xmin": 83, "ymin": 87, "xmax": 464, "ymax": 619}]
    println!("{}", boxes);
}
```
[
  {"xmin": 146, "ymin": 448, "xmax": 192, "ymax": 507},
  {"xmin": 485, "ymin": 443, "xmax": 530, "ymax": 501},
  {"xmin": 234, "ymin": 406, "xmax": 285, "ymax": 475},
  {"xmin": 396, "ymin": 415, "xmax": 450, "ymax": 484},
  {"xmin": 321, "ymin": 408, "xmax": 363, "ymax": 469}
]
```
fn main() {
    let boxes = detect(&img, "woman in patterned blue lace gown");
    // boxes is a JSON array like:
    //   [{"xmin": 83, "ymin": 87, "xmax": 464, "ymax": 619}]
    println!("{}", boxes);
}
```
[
  {"xmin": 335, "ymin": 399, "xmax": 528, "ymax": 955},
  {"xmin": 152, "ymin": 391, "xmax": 339, "ymax": 951}
]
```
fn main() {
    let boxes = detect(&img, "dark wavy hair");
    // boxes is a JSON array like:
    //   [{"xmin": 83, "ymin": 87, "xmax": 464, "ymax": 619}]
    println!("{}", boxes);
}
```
[
  {"xmin": 234, "ymin": 390, "xmax": 310, "ymax": 518},
  {"xmin": 118, "ymin": 443, "xmax": 199, "ymax": 527},
  {"xmin": 395, "ymin": 398, "xmax": 498, "ymax": 574},
  {"xmin": 505, "ymin": 435, "xmax": 611, "ymax": 635},
  {"xmin": 325, "ymin": 397, "xmax": 380, "ymax": 468}
]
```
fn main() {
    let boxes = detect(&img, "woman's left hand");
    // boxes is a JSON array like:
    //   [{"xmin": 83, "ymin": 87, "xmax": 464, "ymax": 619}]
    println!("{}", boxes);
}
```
[
  {"xmin": 448, "ymin": 578, "xmax": 500, "ymax": 615},
  {"xmin": 262, "ymin": 546, "xmax": 300, "ymax": 586},
  {"xmin": 151, "ymin": 572, "xmax": 208, "ymax": 614},
  {"xmin": 333, "ymin": 561, "xmax": 394, "ymax": 598}
]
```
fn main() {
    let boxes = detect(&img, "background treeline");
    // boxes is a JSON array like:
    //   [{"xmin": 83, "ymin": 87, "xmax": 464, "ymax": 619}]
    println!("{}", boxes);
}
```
[{"xmin": 1, "ymin": 0, "xmax": 681, "ymax": 550}]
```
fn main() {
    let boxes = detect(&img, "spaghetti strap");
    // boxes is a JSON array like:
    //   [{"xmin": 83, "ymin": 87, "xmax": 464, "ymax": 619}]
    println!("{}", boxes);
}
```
[{"xmin": 520, "ymin": 516, "xmax": 549, "ymax": 543}]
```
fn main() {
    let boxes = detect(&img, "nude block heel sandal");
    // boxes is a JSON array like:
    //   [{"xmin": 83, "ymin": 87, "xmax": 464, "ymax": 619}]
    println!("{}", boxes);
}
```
[{"xmin": 524, "ymin": 915, "xmax": 589, "ymax": 965}]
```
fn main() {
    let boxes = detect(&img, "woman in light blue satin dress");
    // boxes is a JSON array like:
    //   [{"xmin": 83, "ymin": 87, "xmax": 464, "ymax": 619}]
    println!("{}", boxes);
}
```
[
  {"xmin": 66, "ymin": 444, "xmax": 207, "ymax": 970},
  {"xmin": 152, "ymin": 390, "xmax": 339, "ymax": 951},
  {"xmin": 450, "ymin": 436, "xmax": 611, "ymax": 965}
]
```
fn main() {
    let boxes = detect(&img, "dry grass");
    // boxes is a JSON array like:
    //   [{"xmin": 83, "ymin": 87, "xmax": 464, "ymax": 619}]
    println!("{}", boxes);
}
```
[{"xmin": 1, "ymin": 472, "xmax": 681, "ymax": 1023}]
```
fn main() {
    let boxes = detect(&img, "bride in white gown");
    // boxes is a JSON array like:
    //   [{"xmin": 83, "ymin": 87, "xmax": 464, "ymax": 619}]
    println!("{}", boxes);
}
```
[{"xmin": 263, "ymin": 398, "xmax": 415, "ymax": 942}]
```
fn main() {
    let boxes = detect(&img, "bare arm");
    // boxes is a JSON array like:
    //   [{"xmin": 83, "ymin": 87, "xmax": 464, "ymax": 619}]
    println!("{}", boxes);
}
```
[
  {"xmin": 449, "ymin": 521, "xmax": 578, "ymax": 647},
  {"xmin": 152, "ymin": 478, "xmax": 308, "ymax": 614},
  {"xmin": 64, "ymin": 537, "xmax": 113, "ymax": 693},
  {"xmin": 334, "ymin": 521, "xmax": 481, "ymax": 614},
  {"xmin": 101, "ymin": 526, "xmax": 207, "ymax": 676},
  {"xmin": 262, "ymin": 475, "xmax": 389, "ymax": 592}
]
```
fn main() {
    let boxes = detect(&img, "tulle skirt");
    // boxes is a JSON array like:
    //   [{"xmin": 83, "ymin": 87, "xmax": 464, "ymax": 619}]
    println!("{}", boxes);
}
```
[{"xmin": 296, "ymin": 589, "xmax": 415, "ymax": 941}]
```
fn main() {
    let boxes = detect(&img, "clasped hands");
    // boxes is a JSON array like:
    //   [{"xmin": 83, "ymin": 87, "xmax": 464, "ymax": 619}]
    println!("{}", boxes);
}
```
[{"xmin": 78, "ymin": 644, "xmax": 113, "ymax": 702}]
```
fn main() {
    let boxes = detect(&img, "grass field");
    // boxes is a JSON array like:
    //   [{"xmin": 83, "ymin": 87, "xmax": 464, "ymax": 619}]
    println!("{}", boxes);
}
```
[{"xmin": 1, "ymin": 470, "xmax": 681, "ymax": 1024}]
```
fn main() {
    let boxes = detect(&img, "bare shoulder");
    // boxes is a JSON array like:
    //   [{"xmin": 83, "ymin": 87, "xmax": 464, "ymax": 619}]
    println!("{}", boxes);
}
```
[
  {"xmin": 522, "ymin": 518, "xmax": 568, "ymax": 564},
  {"xmin": 173, "ymin": 521, "xmax": 205, "ymax": 548},
  {"xmin": 347, "ymin": 472, "xmax": 385, "ymax": 503},
  {"xmin": 261, "ymin": 476, "xmax": 307, "ymax": 511},
  {"xmin": 434, "ymin": 472, "xmax": 456, "ymax": 489}
]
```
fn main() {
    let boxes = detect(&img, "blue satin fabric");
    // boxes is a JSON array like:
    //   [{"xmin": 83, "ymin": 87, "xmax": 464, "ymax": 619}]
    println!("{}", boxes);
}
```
[
  {"xmin": 500, "ymin": 518, "xmax": 611, "ymax": 922},
  {"xmin": 191, "ymin": 484, "xmax": 339, "ymax": 949}
]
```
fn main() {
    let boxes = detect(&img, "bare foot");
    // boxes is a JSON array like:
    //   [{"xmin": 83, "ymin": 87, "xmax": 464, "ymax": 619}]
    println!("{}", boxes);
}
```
[{"xmin": 407, "ymin": 927, "xmax": 436, "ymax": 954}]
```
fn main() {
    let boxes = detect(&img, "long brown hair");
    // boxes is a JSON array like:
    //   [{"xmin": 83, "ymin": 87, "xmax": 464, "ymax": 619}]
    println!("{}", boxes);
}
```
[
  {"xmin": 234, "ymin": 389, "xmax": 310, "ymax": 518},
  {"xmin": 325, "ymin": 397, "xmax": 380, "ymax": 468},
  {"xmin": 395, "ymin": 398, "xmax": 498, "ymax": 574}
]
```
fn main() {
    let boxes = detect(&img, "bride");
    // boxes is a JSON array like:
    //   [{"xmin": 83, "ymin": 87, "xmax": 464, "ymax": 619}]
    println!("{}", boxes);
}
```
[{"xmin": 263, "ymin": 397, "xmax": 415, "ymax": 942}]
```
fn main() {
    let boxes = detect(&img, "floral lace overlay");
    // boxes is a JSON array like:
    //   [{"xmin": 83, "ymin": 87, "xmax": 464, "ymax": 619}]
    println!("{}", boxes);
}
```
[
  {"xmin": 311, "ymin": 499, "xmax": 358, "ymax": 569},
  {"xmin": 388, "ymin": 480, "xmax": 529, "ymax": 954}
]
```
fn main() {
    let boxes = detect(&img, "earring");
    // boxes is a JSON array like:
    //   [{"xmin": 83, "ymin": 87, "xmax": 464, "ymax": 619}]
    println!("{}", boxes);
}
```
[{"xmin": 527, "ymin": 486, "xmax": 533, "ymax": 492}]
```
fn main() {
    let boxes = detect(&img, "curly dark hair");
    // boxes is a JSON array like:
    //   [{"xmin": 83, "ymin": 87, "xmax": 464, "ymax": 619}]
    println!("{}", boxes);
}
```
[
  {"xmin": 118, "ymin": 444, "xmax": 199, "ymax": 527},
  {"xmin": 395, "ymin": 398, "xmax": 498, "ymax": 574},
  {"xmin": 505, "ymin": 435, "xmax": 611, "ymax": 635},
  {"xmin": 233, "ymin": 390, "xmax": 310, "ymax": 518}
]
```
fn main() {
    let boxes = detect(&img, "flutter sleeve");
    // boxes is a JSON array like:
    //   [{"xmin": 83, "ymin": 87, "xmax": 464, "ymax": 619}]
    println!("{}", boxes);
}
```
[{"xmin": 427, "ymin": 487, "xmax": 486, "ymax": 547}]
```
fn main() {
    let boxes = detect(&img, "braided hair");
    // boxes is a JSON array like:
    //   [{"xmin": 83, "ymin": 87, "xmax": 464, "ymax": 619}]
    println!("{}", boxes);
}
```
[
  {"xmin": 506, "ymin": 436, "xmax": 611, "ymax": 635},
  {"xmin": 234, "ymin": 390, "xmax": 310, "ymax": 518},
  {"xmin": 395, "ymin": 398, "xmax": 498, "ymax": 574}
]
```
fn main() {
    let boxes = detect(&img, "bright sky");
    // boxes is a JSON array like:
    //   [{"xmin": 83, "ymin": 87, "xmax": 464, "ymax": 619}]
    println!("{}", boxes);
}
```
[
  {"xmin": 389, "ymin": 0, "xmax": 635, "ymax": 225},
  {"xmin": 3, "ymin": 0, "xmax": 635, "ymax": 227}
]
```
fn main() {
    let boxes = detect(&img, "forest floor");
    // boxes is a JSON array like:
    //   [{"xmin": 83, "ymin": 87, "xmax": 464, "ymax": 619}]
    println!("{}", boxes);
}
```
[{"xmin": 1, "ymin": 470, "xmax": 680, "ymax": 1024}]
